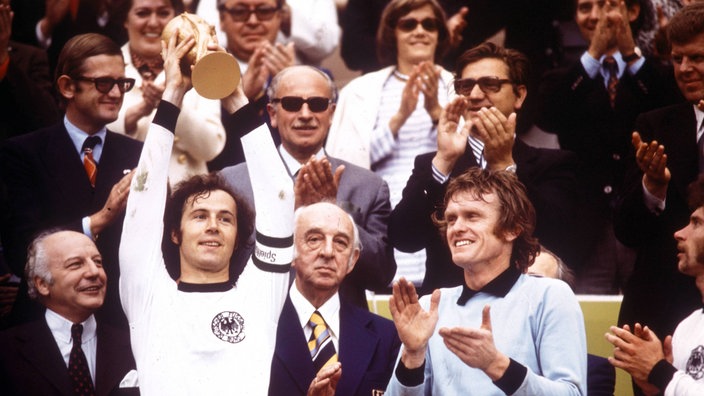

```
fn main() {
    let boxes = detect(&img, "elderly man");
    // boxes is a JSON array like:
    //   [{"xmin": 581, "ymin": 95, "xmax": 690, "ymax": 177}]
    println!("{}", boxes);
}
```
[
  {"xmin": 386, "ymin": 168, "xmax": 587, "ymax": 395},
  {"xmin": 0, "ymin": 229, "xmax": 136, "ymax": 395},
  {"xmin": 390, "ymin": 42, "xmax": 579, "ymax": 293},
  {"xmin": 220, "ymin": 65, "xmax": 397, "ymax": 310},
  {"xmin": 606, "ymin": 173, "xmax": 704, "ymax": 394},
  {"xmin": 269, "ymin": 201, "xmax": 401, "ymax": 396},
  {"xmin": 0, "ymin": 33, "xmax": 141, "ymax": 328}
]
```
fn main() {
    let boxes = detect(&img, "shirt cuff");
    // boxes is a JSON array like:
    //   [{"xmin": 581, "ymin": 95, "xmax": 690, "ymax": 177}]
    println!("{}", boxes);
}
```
[
  {"xmin": 153, "ymin": 100, "xmax": 180, "ymax": 134},
  {"xmin": 627, "ymin": 56, "xmax": 646, "ymax": 75},
  {"xmin": 431, "ymin": 163, "xmax": 450, "ymax": 184},
  {"xmin": 82, "ymin": 216, "xmax": 95, "ymax": 240},
  {"xmin": 642, "ymin": 178, "xmax": 666, "ymax": 214},
  {"xmin": 580, "ymin": 51, "xmax": 601, "ymax": 79},
  {"xmin": 395, "ymin": 358, "xmax": 425, "ymax": 387},
  {"xmin": 647, "ymin": 359, "xmax": 677, "ymax": 391},
  {"xmin": 492, "ymin": 358, "xmax": 527, "ymax": 395},
  {"xmin": 35, "ymin": 20, "xmax": 52, "ymax": 49}
]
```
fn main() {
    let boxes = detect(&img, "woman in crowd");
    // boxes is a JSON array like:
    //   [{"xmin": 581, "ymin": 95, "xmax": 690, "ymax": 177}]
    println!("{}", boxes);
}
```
[
  {"xmin": 326, "ymin": 0, "xmax": 452, "ymax": 285},
  {"xmin": 108, "ymin": 0, "xmax": 226, "ymax": 185}
]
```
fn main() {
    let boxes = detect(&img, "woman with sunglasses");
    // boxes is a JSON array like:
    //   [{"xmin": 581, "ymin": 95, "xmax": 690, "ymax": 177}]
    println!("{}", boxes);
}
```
[
  {"xmin": 107, "ymin": 0, "xmax": 226, "ymax": 186},
  {"xmin": 326, "ymin": 0, "xmax": 452, "ymax": 286}
]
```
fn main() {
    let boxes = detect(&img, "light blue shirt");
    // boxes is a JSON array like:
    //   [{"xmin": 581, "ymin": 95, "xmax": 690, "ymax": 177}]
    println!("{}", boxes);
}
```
[
  {"xmin": 64, "ymin": 116, "xmax": 107, "ymax": 163},
  {"xmin": 580, "ymin": 50, "xmax": 646, "ymax": 88}
]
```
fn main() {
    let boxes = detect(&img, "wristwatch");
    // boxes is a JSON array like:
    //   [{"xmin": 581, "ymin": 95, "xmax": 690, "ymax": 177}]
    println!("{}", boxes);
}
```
[{"xmin": 622, "ymin": 47, "xmax": 642, "ymax": 63}]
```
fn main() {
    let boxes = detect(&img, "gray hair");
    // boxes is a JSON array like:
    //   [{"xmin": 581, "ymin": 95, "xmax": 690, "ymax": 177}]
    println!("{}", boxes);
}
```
[
  {"xmin": 266, "ymin": 65, "xmax": 338, "ymax": 103},
  {"xmin": 25, "ymin": 229, "xmax": 65, "ymax": 300}
]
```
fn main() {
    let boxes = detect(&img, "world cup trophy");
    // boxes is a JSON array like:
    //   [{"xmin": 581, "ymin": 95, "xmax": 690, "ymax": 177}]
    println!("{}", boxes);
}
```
[{"xmin": 162, "ymin": 13, "xmax": 240, "ymax": 99}]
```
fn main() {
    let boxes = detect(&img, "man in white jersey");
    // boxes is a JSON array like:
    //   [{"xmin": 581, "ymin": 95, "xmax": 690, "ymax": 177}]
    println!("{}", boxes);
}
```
[
  {"xmin": 119, "ymin": 32, "xmax": 294, "ymax": 394},
  {"xmin": 607, "ymin": 173, "xmax": 704, "ymax": 395}
]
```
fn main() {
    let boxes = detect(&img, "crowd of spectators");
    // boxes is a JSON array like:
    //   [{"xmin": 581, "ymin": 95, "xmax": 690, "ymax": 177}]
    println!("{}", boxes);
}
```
[{"xmin": 2, "ymin": 0, "xmax": 704, "ymax": 394}]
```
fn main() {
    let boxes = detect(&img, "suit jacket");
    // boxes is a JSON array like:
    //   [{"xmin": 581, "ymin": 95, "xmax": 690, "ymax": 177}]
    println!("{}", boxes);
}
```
[
  {"xmin": 587, "ymin": 354, "xmax": 615, "ymax": 396},
  {"xmin": 614, "ymin": 102, "xmax": 701, "ymax": 339},
  {"xmin": 0, "ymin": 123, "xmax": 143, "ymax": 328},
  {"xmin": 0, "ymin": 318, "xmax": 137, "ymax": 396},
  {"xmin": 269, "ymin": 296, "xmax": 401, "ymax": 396},
  {"xmin": 0, "ymin": 40, "xmax": 59, "ymax": 141},
  {"xmin": 219, "ymin": 154, "xmax": 396, "ymax": 309},
  {"xmin": 390, "ymin": 139, "xmax": 580, "ymax": 292}
]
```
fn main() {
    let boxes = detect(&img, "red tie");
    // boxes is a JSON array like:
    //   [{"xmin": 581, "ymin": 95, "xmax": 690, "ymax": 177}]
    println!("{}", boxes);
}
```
[
  {"xmin": 82, "ymin": 136, "xmax": 100, "ymax": 188},
  {"xmin": 68, "ymin": 324, "xmax": 95, "ymax": 396},
  {"xmin": 603, "ymin": 56, "xmax": 618, "ymax": 108},
  {"xmin": 69, "ymin": 0, "xmax": 80, "ymax": 19}
]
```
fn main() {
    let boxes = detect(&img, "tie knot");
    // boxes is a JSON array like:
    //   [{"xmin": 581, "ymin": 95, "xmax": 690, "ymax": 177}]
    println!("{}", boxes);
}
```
[
  {"xmin": 309, "ymin": 311, "xmax": 325, "ymax": 328},
  {"xmin": 603, "ymin": 56, "xmax": 618, "ymax": 74},
  {"xmin": 71, "ymin": 323, "xmax": 83, "ymax": 344},
  {"xmin": 82, "ymin": 136, "xmax": 101, "ymax": 152}
]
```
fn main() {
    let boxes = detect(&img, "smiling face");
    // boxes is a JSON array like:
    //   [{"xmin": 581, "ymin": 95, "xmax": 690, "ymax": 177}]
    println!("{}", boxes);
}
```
[
  {"xmin": 36, "ymin": 231, "xmax": 107, "ymax": 324},
  {"xmin": 219, "ymin": 0, "xmax": 280, "ymax": 61},
  {"xmin": 292, "ymin": 203, "xmax": 359, "ymax": 305},
  {"xmin": 671, "ymin": 33, "xmax": 704, "ymax": 104},
  {"xmin": 125, "ymin": 0, "xmax": 175, "ymax": 57},
  {"xmin": 395, "ymin": 4, "xmax": 439, "ymax": 72},
  {"xmin": 674, "ymin": 207, "xmax": 704, "ymax": 279},
  {"xmin": 173, "ymin": 189, "xmax": 238, "ymax": 283},
  {"xmin": 268, "ymin": 67, "xmax": 336, "ymax": 163},
  {"xmin": 62, "ymin": 54, "xmax": 127, "ymax": 133},
  {"xmin": 444, "ymin": 191, "xmax": 515, "ymax": 273},
  {"xmin": 459, "ymin": 57, "xmax": 526, "ymax": 124}
]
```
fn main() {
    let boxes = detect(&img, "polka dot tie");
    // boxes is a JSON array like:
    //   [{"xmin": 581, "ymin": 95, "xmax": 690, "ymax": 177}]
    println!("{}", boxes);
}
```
[
  {"xmin": 69, "ymin": 324, "xmax": 95, "ymax": 396},
  {"xmin": 307, "ymin": 311, "xmax": 338, "ymax": 374},
  {"xmin": 603, "ymin": 56, "xmax": 619, "ymax": 109}
]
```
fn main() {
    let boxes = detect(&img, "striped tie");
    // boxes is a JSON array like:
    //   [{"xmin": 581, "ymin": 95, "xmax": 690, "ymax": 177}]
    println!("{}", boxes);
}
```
[
  {"xmin": 603, "ymin": 56, "xmax": 618, "ymax": 108},
  {"xmin": 308, "ymin": 311, "xmax": 337, "ymax": 373},
  {"xmin": 82, "ymin": 136, "xmax": 101, "ymax": 188}
]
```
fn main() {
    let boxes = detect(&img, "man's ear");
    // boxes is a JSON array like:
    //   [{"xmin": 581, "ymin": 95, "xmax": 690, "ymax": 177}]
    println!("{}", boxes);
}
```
[
  {"xmin": 503, "ymin": 229, "xmax": 520, "ymax": 243},
  {"xmin": 56, "ymin": 75, "xmax": 75, "ymax": 101},
  {"xmin": 627, "ymin": 2, "xmax": 640, "ymax": 23},
  {"xmin": 171, "ymin": 230, "xmax": 181, "ymax": 245},
  {"xmin": 35, "ymin": 277, "xmax": 51, "ymax": 298},
  {"xmin": 513, "ymin": 84, "xmax": 528, "ymax": 111},
  {"xmin": 266, "ymin": 103, "xmax": 278, "ymax": 129},
  {"xmin": 346, "ymin": 248, "xmax": 360, "ymax": 275}
]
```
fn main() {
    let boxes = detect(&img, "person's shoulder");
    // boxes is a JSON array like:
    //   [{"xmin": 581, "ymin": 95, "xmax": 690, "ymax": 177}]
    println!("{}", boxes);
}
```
[
  {"xmin": 331, "ymin": 156, "xmax": 385, "ymax": 183},
  {"xmin": 514, "ymin": 138, "xmax": 577, "ymax": 166},
  {"xmin": 1, "ymin": 123, "xmax": 61, "ymax": 151},
  {"xmin": 106, "ymin": 130, "xmax": 143, "ymax": 149},
  {"xmin": 639, "ymin": 102, "xmax": 692, "ymax": 120},
  {"xmin": 219, "ymin": 162, "xmax": 249, "ymax": 179}
]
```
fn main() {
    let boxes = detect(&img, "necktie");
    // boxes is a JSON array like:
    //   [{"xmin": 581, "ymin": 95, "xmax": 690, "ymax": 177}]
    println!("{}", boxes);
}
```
[
  {"xmin": 82, "ymin": 136, "xmax": 101, "ymax": 188},
  {"xmin": 698, "ymin": 120, "xmax": 704, "ymax": 174},
  {"xmin": 68, "ymin": 324, "xmax": 95, "ymax": 396},
  {"xmin": 307, "ymin": 311, "xmax": 337, "ymax": 373},
  {"xmin": 603, "ymin": 56, "xmax": 618, "ymax": 108}
]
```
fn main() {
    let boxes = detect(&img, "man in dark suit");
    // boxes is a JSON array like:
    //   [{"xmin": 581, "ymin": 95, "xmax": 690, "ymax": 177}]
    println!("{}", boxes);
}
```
[
  {"xmin": 269, "ymin": 201, "xmax": 400, "ymax": 396},
  {"xmin": 220, "ymin": 65, "xmax": 396, "ymax": 310},
  {"xmin": 0, "ymin": 33, "xmax": 141, "ymax": 328},
  {"xmin": 0, "ymin": 229, "xmax": 136, "ymax": 395},
  {"xmin": 614, "ymin": 3, "xmax": 704, "ymax": 352},
  {"xmin": 390, "ymin": 42, "xmax": 580, "ymax": 293},
  {"xmin": 536, "ymin": 0, "xmax": 683, "ymax": 294}
]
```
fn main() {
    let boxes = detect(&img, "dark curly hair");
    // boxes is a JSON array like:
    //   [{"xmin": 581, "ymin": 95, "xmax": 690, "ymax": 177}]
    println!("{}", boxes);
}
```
[
  {"xmin": 432, "ymin": 168, "xmax": 539, "ymax": 272},
  {"xmin": 162, "ymin": 173, "xmax": 254, "ymax": 283}
]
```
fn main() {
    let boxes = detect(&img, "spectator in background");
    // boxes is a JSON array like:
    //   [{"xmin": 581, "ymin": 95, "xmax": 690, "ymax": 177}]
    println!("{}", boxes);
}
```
[
  {"xmin": 0, "ymin": 33, "xmax": 142, "ymax": 329},
  {"xmin": 614, "ymin": 0, "xmax": 704, "ymax": 367},
  {"xmin": 9, "ymin": 0, "xmax": 128, "ymax": 72},
  {"xmin": 0, "ymin": 230, "xmax": 137, "ymax": 395},
  {"xmin": 107, "ymin": 0, "xmax": 226, "ymax": 186},
  {"xmin": 390, "ymin": 43, "xmax": 580, "ymax": 293},
  {"xmin": 220, "ymin": 65, "xmax": 397, "ymax": 309},
  {"xmin": 326, "ymin": 0, "xmax": 453, "ymax": 286},
  {"xmin": 0, "ymin": 0, "xmax": 59, "ymax": 141}
]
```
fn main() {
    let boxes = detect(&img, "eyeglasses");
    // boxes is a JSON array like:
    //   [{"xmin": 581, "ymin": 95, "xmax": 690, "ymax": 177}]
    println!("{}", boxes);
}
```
[
  {"xmin": 454, "ymin": 77, "xmax": 512, "ymax": 95},
  {"xmin": 396, "ymin": 17, "xmax": 440, "ymax": 32},
  {"xmin": 73, "ymin": 76, "xmax": 136, "ymax": 94},
  {"xmin": 218, "ymin": 5, "xmax": 280, "ymax": 22},
  {"xmin": 271, "ymin": 96, "xmax": 332, "ymax": 112}
]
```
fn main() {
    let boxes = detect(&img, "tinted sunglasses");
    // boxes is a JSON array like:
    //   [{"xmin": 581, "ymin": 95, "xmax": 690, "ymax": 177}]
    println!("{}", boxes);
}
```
[
  {"xmin": 218, "ymin": 5, "xmax": 279, "ymax": 22},
  {"xmin": 454, "ymin": 77, "xmax": 512, "ymax": 95},
  {"xmin": 396, "ymin": 17, "xmax": 439, "ymax": 32},
  {"xmin": 271, "ymin": 96, "xmax": 332, "ymax": 112},
  {"xmin": 74, "ymin": 76, "xmax": 136, "ymax": 94}
]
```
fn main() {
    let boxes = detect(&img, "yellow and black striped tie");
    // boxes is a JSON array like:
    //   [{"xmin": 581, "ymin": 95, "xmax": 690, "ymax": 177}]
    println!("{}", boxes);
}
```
[{"xmin": 308, "ymin": 311, "xmax": 337, "ymax": 373}]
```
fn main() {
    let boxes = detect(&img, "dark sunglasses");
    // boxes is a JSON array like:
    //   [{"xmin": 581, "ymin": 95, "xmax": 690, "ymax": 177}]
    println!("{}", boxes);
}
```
[
  {"xmin": 271, "ymin": 96, "xmax": 332, "ymax": 113},
  {"xmin": 396, "ymin": 17, "xmax": 439, "ymax": 32},
  {"xmin": 74, "ymin": 76, "xmax": 136, "ymax": 94},
  {"xmin": 454, "ymin": 77, "xmax": 512, "ymax": 95},
  {"xmin": 218, "ymin": 5, "xmax": 279, "ymax": 22}
]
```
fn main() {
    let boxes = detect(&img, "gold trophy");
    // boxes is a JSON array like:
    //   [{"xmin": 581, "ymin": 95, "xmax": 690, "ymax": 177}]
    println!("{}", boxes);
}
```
[{"xmin": 162, "ymin": 13, "xmax": 240, "ymax": 99}]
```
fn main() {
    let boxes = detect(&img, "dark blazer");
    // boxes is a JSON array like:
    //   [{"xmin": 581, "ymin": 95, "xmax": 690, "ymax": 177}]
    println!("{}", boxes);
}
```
[
  {"xmin": 0, "ymin": 318, "xmax": 137, "ymax": 396},
  {"xmin": 0, "ymin": 124, "xmax": 142, "ymax": 328},
  {"xmin": 269, "ymin": 296, "xmax": 401, "ymax": 396},
  {"xmin": 614, "ymin": 102, "xmax": 701, "ymax": 338},
  {"xmin": 390, "ymin": 139, "xmax": 580, "ymax": 292},
  {"xmin": 219, "ymin": 154, "xmax": 397, "ymax": 309},
  {"xmin": 0, "ymin": 40, "xmax": 59, "ymax": 141},
  {"xmin": 587, "ymin": 354, "xmax": 615, "ymax": 396}
]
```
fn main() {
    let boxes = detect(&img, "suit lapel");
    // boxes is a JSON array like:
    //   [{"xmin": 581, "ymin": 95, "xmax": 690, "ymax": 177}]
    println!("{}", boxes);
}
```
[
  {"xmin": 275, "ymin": 297, "xmax": 316, "ymax": 394},
  {"xmin": 43, "ymin": 124, "xmax": 95, "ymax": 209},
  {"xmin": 337, "ymin": 303, "xmax": 378, "ymax": 395},
  {"xmin": 95, "ymin": 323, "xmax": 134, "ymax": 396},
  {"xmin": 662, "ymin": 104, "xmax": 698, "ymax": 200},
  {"xmin": 17, "ymin": 321, "xmax": 74, "ymax": 396}
]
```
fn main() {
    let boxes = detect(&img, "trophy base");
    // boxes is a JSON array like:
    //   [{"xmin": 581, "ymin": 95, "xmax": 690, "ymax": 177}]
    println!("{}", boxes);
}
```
[{"xmin": 192, "ymin": 52, "xmax": 240, "ymax": 99}]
